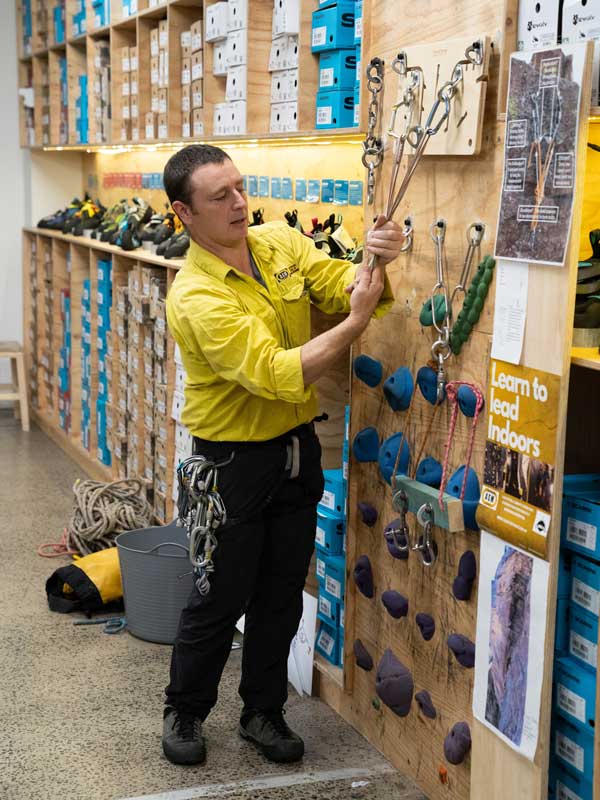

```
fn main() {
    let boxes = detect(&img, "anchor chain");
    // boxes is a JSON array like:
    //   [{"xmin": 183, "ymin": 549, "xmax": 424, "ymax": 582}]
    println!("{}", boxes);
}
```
[{"xmin": 361, "ymin": 57, "xmax": 385, "ymax": 205}]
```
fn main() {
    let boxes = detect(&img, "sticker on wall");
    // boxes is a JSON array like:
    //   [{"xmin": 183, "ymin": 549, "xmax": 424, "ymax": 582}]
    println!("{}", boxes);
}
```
[
  {"xmin": 321, "ymin": 179, "xmax": 334, "ymax": 204},
  {"xmin": 295, "ymin": 178, "xmax": 307, "ymax": 202},
  {"xmin": 349, "ymin": 180, "xmax": 364, "ymax": 206},
  {"xmin": 259, "ymin": 176, "xmax": 269, "ymax": 198},
  {"xmin": 248, "ymin": 175, "xmax": 258, "ymax": 197},
  {"xmin": 282, "ymin": 177, "xmax": 293, "ymax": 200},
  {"xmin": 334, "ymin": 179, "xmax": 349, "ymax": 205},
  {"xmin": 271, "ymin": 177, "xmax": 282, "ymax": 198},
  {"xmin": 307, "ymin": 179, "xmax": 321, "ymax": 203},
  {"xmin": 476, "ymin": 359, "xmax": 560, "ymax": 559}
]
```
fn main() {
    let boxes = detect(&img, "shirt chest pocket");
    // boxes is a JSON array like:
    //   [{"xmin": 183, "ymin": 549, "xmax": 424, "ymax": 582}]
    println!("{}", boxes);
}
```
[{"xmin": 277, "ymin": 277, "xmax": 311, "ymax": 347}]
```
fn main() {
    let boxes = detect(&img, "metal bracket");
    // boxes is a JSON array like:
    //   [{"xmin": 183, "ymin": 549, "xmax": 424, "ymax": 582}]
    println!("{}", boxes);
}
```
[{"xmin": 391, "ymin": 475, "xmax": 464, "ymax": 532}]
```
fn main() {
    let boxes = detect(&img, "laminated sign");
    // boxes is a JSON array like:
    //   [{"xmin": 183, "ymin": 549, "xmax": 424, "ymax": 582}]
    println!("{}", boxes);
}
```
[{"xmin": 477, "ymin": 359, "xmax": 560, "ymax": 558}]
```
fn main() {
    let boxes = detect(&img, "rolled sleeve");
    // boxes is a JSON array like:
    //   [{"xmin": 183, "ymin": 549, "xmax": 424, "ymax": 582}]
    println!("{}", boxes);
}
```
[{"xmin": 272, "ymin": 346, "xmax": 308, "ymax": 403}]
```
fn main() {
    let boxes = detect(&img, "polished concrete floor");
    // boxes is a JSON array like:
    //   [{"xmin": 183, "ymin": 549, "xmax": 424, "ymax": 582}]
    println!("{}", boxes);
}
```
[{"xmin": 0, "ymin": 410, "xmax": 427, "ymax": 800}]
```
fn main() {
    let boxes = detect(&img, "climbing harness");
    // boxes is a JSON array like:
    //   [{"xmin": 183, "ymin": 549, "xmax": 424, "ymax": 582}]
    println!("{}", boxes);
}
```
[
  {"xmin": 528, "ymin": 79, "xmax": 562, "ymax": 233},
  {"xmin": 176, "ymin": 453, "xmax": 234, "ymax": 596},
  {"xmin": 438, "ymin": 381, "xmax": 484, "ymax": 511},
  {"xmin": 361, "ymin": 57, "xmax": 385, "ymax": 206}
]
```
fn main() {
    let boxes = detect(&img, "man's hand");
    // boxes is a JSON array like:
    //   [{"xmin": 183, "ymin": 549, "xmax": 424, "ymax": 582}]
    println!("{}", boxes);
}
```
[
  {"xmin": 345, "ymin": 215, "xmax": 405, "ymax": 294},
  {"xmin": 348, "ymin": 261, "xmax": 385, "ymax": 328}
]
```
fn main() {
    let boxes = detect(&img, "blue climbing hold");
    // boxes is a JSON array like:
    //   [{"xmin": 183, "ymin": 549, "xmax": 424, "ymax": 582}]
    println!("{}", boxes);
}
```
[
  {"xmin": 378, "ymin": 433, "xmax": 410, "ymax": 485},
  {"xmin": 416, "ymin": 457, "xmax": 443, "ymax": 488},
  {"xmin": 457, "ymin": 385, "xmax": 483, "ymax": 418},
  {"xmin": 446, "ymin": 466, "xmax": 481, "ymax": 531},
  {"xmin": 383, "ymin": 367, "xmax": 414, "ymax": 412},
  {"xmin": 353, "ymin": 354, "xmax": 383, "ymax": 387},
  {"xmin": 352, "ymin": 427, "xmax": 380, "ymax": 462},
  {"xmin": 416, "ymin": 366, "xmax": 445, "ymax": 405}
]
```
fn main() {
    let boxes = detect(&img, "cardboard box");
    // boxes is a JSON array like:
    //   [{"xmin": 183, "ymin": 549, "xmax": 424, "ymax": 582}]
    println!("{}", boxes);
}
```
[
  {"xmin": 212, "ymin": 40, "xmax": 228, "ymax": 75},
  {"xmin": 319, "ymin": 468, "xmax": 346, "ymax": 515},
  {"xmin": 191, "ymin": 79, "xmax": 203, "ymax": 108},
  {"xmin": 322, "ymin": 552, "xmax": 345, "ymax": 604},
  {"xmin": 151, "ymin": 86, "xmax": 159, "ymax": 113},
  {"xmin": 150, "ymin": 28, "xmax": 160, "ymax": 58},
  {"xmin": 192, "ymin": 108, "xmax": 204, "ymax": 137},
  {"xmin": 562, "ymin": 474, "xmax": 600, "ymax": 559},
  {"xmin": 121, "ymin": 46, "xmax": 130, "ymax": 73},
  {"xmin": 225, "ymin": 28, "xmax": 246, "ymax": 68},
  {"xmin": 144, "ymin": 111, "xmax": 156, "ymax": 139},
  {"xmin": 562, "ymin": 0, "xmax": 600, "ymax": 106},
  {"xmin": 315, "ymin": 619, "xmax": 341, "ymax": 666},
  {"xmin": 315, "ymin": 507, "xmax": 345, "ymax": 555},
  {"xmin": 548, "ymin": 762, "xmax": 593, "ymax": 800},
  {"xmin": 205, "ymin": 0, "xmax": 228, "ymax": 41},
  {"xmin": 129, "ymin": 46, "xmax": 138, "ymax": 72},
  {"xmin": 181, "ymin": 56, "xmax": 191, "ymax": 85},
  {"xmin": 157, "ymin": 113, "xmax": 168, "ymax": 139},
  {"xmin": 155, "ymin": 383, "xmax": 167, "ymax": 417},
  {"xmin": 317, "ymin": 590, "xmax": 340, "ymax": 626},
  {"xmin": 180, "ymin": 29, "xmax": 191, "ymax": 50},
  {"xmin": 517, "ymin": 0, "xmax": 559, "ymax": 51},
  {"xmin": 572, "ymin": 555, "xmax": 600, "ymax": 617},
  {"xmin": 316, "ymin": 88, "xmax": 355, "ymax": 129},
  {"xmin": 554, "ymin": 715, "xmax": 595, "ymax": 782},
  {"xmin": 191, "ymin": 19, "xmax": 203, "ymax": 51},
  {"xmin": 154, "ymin": 411, "xmax": 169, "ymax": 443},
  {"xmin": 158, "ymin": 88, "xmax": 168, "ymax": 114},
  {"xmin": 554, "ymin": 656, "xmax": 596, "ymax": 736},
  {"xmin": 130, "ymin": 95, "xmax": 138, "ymax": 120},
  {"xmin": 319, "ymin": 48, "xmax": 356, "ymax": 89},
  {"xmin": 158, "ymin": 19, "xmax": 168, "ymax": 49},
  {"xmin": 181, "ymin": 84, "xmax": 191, "ymax": 113},
  {"xmin": 182, "ymin": 110, "xmax": 191, "ymax": 138},
  {"xmin": 191, "ymin": 51, "xmax": 203, "ymax": 81},
  {"xmin": 311, "ymin": 2, "xmax": 355, "ymax": 52},
  {"xmin": 150, "ymin": 56, "xmax": 159, "ymax": 86},
  {"xmin": 273, "ymin": 0, "xmax": 299, "ymax": 35},
  {"xmin": 130, "ymin": 70, "xmax": 138, "ymax": 96},
  {"xmin": 171, "ymin": 390, "xmax": 185, "ymax": 422}
]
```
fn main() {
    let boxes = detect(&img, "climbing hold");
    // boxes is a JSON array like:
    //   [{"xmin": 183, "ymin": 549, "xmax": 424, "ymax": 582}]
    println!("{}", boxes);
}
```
[
  {"xmin": 446, "ymin": 466, "xmax": 480, "ymax": 531},
  {"xmin": 381, "ymin": 590, "xmax": 408, "ymax": 619},
  {"xmin": 457, "ymin": 385, "xmax": 484, "ymax": 418},
  {"xmin": 415, "ymin": 689, "xmax": 437, "ymax": 719},
  {"xmin": 438, "ymin": 766, "xmax": 449, "ymax": 785},
  {"xmin": 353, "ymin": 354, "xmax": 383, "ymax": 387},
  {"xmin": 358, "ymin": 502, "xmax": 378, "ymax": 527},
  {"xmin": 450, "ymin": 255, "xmax": 496, "ymax": 355},
  {"xmin": 352, "ymin": 427, "xmax": 380, "ymax": 462},
  {"xmin": 372, "ymin": 697, "xmax": 381, "ymax": 711},
  {"xmin": 383, "ymin": 367, "xmax": 414, "ymax": 411},
  {"xmin": 452, "ymin": 551, "xmax": 477, "ymax": 601},
  {"xmin": 416, "ymin": 456, "xmax": 443, "ymax": 488},
  {"xmin": 444, "ymin": 722, "xmax": 472, "ymax": 765},
  {"xmin": 419, "ymin": 294, "xmax": 447, "ymax": 327},
  {"xmin": 375, "ymin": 649, "xmax": 414, "ymax": 717},
  {"xmin": 378, "ymin": 432, "xmax": 410, "ymax": 485},
  {"xmin": 384, "ymin": 519, "xmax": 409, "ymax": 560},
  {"xmin": 415, "ymin": 613, "xmax": 436, "ymax": 641},
  {"xmin": 353, "ymin": 555, "xmax": 374, "ymax": 598},
  {"xmin": 417, "ymin": 366, "xmax": 445, "ymax": 405},
  {"xmin": 353, "ymin": 639, "xmax": 374, "ymax": 671},
  {"xmin": 447, "ymin": 634, "xmax": 475, "ymax": 668}
]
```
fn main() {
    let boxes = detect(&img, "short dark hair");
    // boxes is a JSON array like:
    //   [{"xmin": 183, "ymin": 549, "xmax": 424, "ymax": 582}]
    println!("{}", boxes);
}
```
[{"xmin": 163, "ymin": 144, "xmax": 230, "ymax": 207}]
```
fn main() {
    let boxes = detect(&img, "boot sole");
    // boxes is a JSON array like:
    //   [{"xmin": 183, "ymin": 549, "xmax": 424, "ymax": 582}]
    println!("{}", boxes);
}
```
[
  {"xmin": 162, "ymin": 739, "xmax": 207, "ymax": 766},
  {"xmin": 238, "ymin": 724, "xmax": 304, "ymax": 763}
]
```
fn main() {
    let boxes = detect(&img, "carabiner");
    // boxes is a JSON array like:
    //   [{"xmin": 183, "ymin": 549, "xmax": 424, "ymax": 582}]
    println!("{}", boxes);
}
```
[
  {"xmin": 399, "ymin": 217, "xmax": 414, "ymax": 253},
  {"xmin": 425, "ymin": 93, "xmax": 451, "ymax": 135}
]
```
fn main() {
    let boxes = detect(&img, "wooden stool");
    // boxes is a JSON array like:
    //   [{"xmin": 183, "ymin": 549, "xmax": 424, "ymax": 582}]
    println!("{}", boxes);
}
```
[{"xmin": 0, "ymin": 342, "xmax": 29, "ymax": 432}]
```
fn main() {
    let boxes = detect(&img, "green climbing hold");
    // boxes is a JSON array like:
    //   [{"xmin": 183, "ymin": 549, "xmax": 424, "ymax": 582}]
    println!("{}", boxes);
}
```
[
  {"xmin": 449, "ymin": 255, "xmax": 495, "ymax": 355},
  {"xmin": 420, "ymin": 294, "xmax": 447, "ymax": 327},
  {"xmin": 372, "ymin": 697, "xmax": 381, "ymax": 711}
]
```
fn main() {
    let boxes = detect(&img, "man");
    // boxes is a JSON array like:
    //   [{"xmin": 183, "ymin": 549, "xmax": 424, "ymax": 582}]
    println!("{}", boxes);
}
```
[{"xmin": 162, "ymin": 144, "xmax": 403, "ymax": 766}]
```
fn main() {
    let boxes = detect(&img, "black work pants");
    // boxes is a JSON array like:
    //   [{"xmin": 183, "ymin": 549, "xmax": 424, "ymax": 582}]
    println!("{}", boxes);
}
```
[{"xmin": 165, "ymin": 422, "xmax": 324, "ymax": 720}]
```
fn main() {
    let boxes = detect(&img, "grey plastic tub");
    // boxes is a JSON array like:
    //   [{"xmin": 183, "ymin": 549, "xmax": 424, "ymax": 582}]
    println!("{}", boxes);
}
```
[{"xmin": 116, "ymin": 522, "xmax": 194, "ymax": 645}]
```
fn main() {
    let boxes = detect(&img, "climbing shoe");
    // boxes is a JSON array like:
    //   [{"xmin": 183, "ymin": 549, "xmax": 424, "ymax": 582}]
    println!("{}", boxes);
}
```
[
  {"xmin": 140, "ymin": 212, "xmax": 166, "ymax": 251},
  {"xmin": 38, "ymin": 196, "xmax": 83, "ymax": 230},
  {"xmin": 162, "ymin": 707, "xmax": 206, "ymax": 766},
  {"xmin": 163, "ymin": 232, "xmax": 190, "ymax": 259},
  {"xmin": 249, "ymin": 208, "xmax": 264, "ymax": 226},
  {"xmin": 239, "ymin": 709, "xmax": 304, "ymax": 763},
  {"xmin": 574, "ymin": 296, "xmax": 600, "ymax": 328}
]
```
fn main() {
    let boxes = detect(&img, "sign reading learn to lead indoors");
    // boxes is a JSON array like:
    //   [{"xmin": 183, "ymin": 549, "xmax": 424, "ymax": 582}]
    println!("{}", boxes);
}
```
[{"xmin": 476, "ymin": 359, "xmax": 560, "ymax": 558}]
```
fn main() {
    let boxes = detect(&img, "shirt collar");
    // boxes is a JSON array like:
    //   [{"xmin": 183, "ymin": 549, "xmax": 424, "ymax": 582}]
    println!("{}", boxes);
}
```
[{"xmin": 185, "ymin": 230, "xmax": 275, "ymax": 283}]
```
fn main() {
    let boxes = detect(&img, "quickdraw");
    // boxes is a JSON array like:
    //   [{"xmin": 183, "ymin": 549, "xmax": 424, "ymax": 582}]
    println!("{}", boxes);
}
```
[
  {"xmin": 176, "ymin": 453, "xmax": 234, "ymax": 596},
  {"xmin": 361, "ymin": 57, "xmax": 385, "ymax": 206}
]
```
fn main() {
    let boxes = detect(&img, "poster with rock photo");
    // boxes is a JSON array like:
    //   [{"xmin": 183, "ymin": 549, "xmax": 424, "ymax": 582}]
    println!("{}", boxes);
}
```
[
  {"xmin": 495, "ymin": 44, "xmax": 587, "ymax": 266},
  {"xmin": 473, "ymin": 532, "xmax": 550, "ymax": 761}
]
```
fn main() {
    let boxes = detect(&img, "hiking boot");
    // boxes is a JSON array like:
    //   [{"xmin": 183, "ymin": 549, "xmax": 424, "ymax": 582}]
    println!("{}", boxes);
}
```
[
  {"xmin": 239, "ymin": 709, "xmax": 304, "ymax": 763},
  {"xmin": 162, "ymin": 707, "xmax": 206, "ymax": 766}
]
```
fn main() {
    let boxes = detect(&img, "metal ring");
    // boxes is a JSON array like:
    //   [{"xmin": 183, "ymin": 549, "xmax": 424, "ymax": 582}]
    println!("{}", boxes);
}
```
[{"xmin": 416, "ymin": 502, "xmax": 433, "ymax": 527}]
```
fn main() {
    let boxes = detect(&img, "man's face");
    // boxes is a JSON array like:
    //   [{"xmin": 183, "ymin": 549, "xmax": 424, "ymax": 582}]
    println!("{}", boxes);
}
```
[{"xmin": 175, "ymin": 159, "xmax": 248, "ymax": 247}]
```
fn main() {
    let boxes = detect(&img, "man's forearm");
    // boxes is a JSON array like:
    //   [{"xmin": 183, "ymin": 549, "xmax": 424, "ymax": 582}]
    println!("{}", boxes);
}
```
[{"xmin": 300, "ymin": 315, "xmax": 366, "ymax": 386}]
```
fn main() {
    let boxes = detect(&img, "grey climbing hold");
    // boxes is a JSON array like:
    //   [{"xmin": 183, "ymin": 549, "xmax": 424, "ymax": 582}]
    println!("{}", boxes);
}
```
[
  {"xmin": 358, "ymin": 502, "xmax": 378, "ymax": 527},
  {"xmin": 384, "ymin": 519, "xmax": 409, "ymax": 560},
  {"xmin": 353, "ymin": 639, "xmax": 374, "ymax": 671},
  {"xmin": 452, "ymin": 551, "xmax": 477, "ymax": 601},
  {"xmin": 415, "ymin": 613, "xmax": 435, "ymax": 641},
  {"xmin": 381, "ymin": 590, "xmax": 408, "ymax": 619},
  {"xmin": 375, "ymin": 648, "xmax": 414, "ymax": 717},
  {"xmin": 415, "ymin": 689, "xmax": 437, "ymax": 719},
  {"xmin": 447, "ymin": 633, "xmax": 475, "ymax": 668},
  {"xmin": 444, "ymin": 722, "xmax": 472, "ymax": 764},
  {"xmin": 353, "ymin": 555, "xmax": 374, "ymax": 598}
]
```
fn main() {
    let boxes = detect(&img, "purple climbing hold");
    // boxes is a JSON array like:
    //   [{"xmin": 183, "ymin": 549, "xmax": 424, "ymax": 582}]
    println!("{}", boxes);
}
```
[
  {"xmin": 447, "ymin": 633, "xmax": 475, "ymax": 668},
  {"xmin": 452, "ymin": 551, "xmax": 477, "ymax": 601},
  {"xmin": 358, "ymin": 502, "xmax": 378, "ymax": 527},
  {"xmin": 353, "ymin": 555, "xmax": 374, "ymax": 598},
  {"xmin": 353, "ymin": 639, "xmax": 374, "ymax": 671},
  {"xmin": 383, "ymin": 519, "xmax": 409, "ymax": 560},
  {"xmin": 444, "ymin": 721, "xmax": 472, "ymax": 765},
  {"xmin": 381, "ymin": 590, "xmax": 408, "ymax": 619},
  {"xmin": 415, "ymin": 613, "xmax": 436, "ymax": 641},
  {"xmin": 375, "ymin": 648, "xmax": 414, "ymax": 717},
  {"xmin": 415, "ymin": 689, "xmax": 437, "ymax": 719}
]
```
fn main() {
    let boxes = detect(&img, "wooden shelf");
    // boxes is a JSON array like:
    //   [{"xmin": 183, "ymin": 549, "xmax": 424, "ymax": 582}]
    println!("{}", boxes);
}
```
[
  {"xmin": 571, "ymin": 346, "xmax": 600, "ymax": 370},
  {"xmin": 314, "ymin": 653, "xmax": 343, "ymax": 689}
]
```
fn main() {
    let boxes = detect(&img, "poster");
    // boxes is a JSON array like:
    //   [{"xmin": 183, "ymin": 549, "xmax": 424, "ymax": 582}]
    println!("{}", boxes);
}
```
[
  {"xmin": 495, "ymin": 45, "xmax": 586, "ymax": 265},
  {"xmin": 476, "ymin": 359, "xmax": 560, "ymax": 558},
  {"xmin": 473, "ymin": 532, "xmax": 550, "ymax": 761}
]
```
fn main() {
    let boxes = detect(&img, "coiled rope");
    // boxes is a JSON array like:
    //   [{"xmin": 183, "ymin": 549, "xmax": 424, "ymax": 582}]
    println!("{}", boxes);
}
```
[{"xmin": 38, "ymin": 478, "xmax": 154, "ymax": 557}]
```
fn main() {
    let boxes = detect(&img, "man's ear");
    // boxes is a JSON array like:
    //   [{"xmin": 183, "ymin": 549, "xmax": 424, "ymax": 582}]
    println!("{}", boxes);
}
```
[{"xmin": 172, "ymin": 200, "xmax": 193, "ymax": 227}]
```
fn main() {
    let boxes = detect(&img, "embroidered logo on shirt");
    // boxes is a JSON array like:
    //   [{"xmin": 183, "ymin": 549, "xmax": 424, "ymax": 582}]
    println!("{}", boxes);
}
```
[{"xmin": 275, "ymin": 265, "xmax": 299, "ymax": 282}]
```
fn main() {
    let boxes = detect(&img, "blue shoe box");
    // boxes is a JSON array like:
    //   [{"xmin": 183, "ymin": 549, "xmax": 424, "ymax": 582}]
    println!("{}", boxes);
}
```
[
  {"xmin": 569, "ymin": 604, "xmax": 598, "ymax": 671},
  {"xmin": 549, "ymin": 762, "xmax": 593, "ymax": 800},
  {"xmin": 322, "ymin": 552, "xmax": 345, "ymax": 605},
  {"xmin": 553, "ymin": 715, "xmax": 595, "ymax": 783},
  {"xmin": 315, "ymin": 619, "xmax": 341, "ymax": 665},
  {"xmin": 342, "ymin": 404, "xmax": 350, "ymax": 481},
  {"xmin": 559, "ymin": 550, "xmax": 573, "ymax": 598},
  {"xmin": 554, "ymin": 656, "xmax": 596, "ymax": 735},
  {"xmin": 316, "ymin": 89, "xmax": 355, "ymax": 129},
  {"xmin": 319, "ymin": 467, "xmax": 346, "ymax": 515},
  {"xmin": 317, "ymin": 590, "xmax": 341, "ymax": 626},
  {"xmin": 353, "ymin": 85, "xmax": 360, "ymax": 127},
  {"xmin": 315, "ymin": 507, "xmax": 345, "ymax": 555},
  {"xmin": 355, "ymin": 43, "xmax": 361, "ymax": 87},
  {"xmin": 311, "ymin": 2, "xmax": 355, "ymax": 52},
  {"xmin": 82, "ymin": 279, "xmax": 91, "ymax": 308},
  {"xmin": 571, "ymin": 555, "xmax": 600, "ymax": 617},
  {"xmin": 556, "ymin": 596, "xmax": 571, "ymax": 656},
  {"xmin": 97, "ymin": 258, "xmax": 112, "ymax": 288},
  {"xmin": 316, "ymin": 550, "xmax": 327, "ymax": 587},
  {"xmin": 562, "ymin": 474, "xmax": 600, "ymax": 560},
  {"xmin": 97, "ymin": 282, "xmax": 111, "ymax": 310},
  {"xmin": 98, "ymin": 372, "xmax": 108, "ymax": 399},
  {"xmin": 318, "ymin": 49, "xmax": 356, "ymax": 90},
  {"xmin": 53, "ymin": 5, "xmax": 65, "ymax": 43},
  {"xmin": 354, "ymin": 0, "xmax": 362, "ymax": 43}
]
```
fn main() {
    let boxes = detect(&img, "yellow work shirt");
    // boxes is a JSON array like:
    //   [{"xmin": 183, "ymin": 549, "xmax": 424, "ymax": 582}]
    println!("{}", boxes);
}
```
[{"xmin": 166, "ymin": 221, "xmax": 394, "ymax": 441}]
